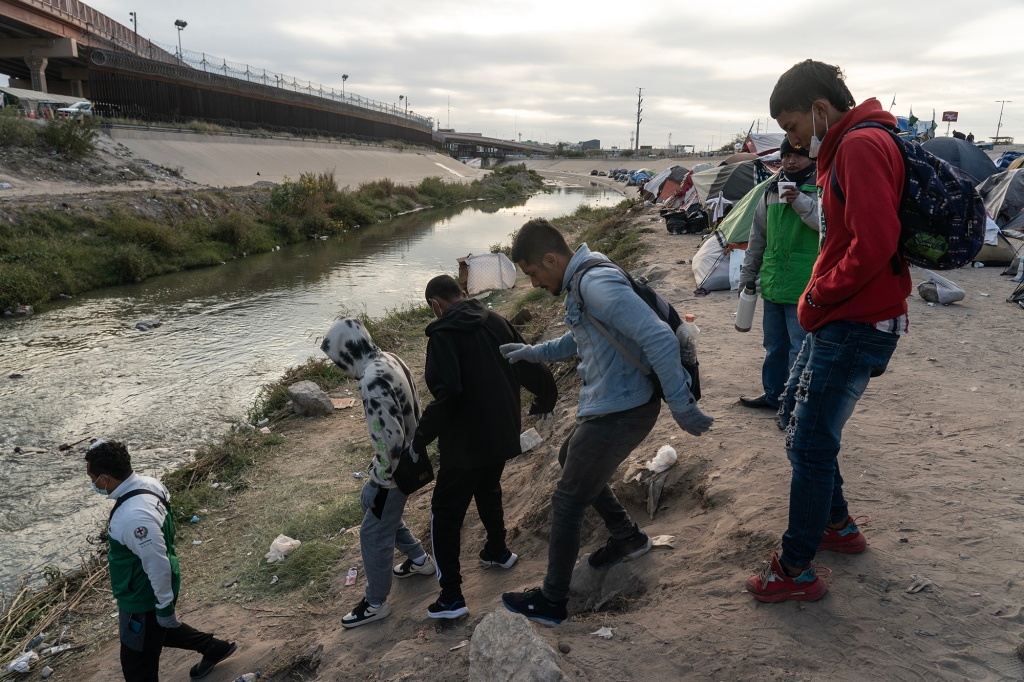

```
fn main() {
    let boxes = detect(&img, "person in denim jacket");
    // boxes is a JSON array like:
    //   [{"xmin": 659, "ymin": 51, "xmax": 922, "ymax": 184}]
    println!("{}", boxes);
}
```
[{"xmin": 499, "ymin": 218, "xmax": 713, "ymax": 625}]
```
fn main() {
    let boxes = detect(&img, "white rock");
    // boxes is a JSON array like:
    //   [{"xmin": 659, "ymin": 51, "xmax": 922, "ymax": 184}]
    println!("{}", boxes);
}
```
[
  {"xmin": 286, "ymin": 380, "xmax": 334, "ymax": 417},
  {"xmin": 469, "ymin": 609, "xmax": 570, "ymax": 682}
]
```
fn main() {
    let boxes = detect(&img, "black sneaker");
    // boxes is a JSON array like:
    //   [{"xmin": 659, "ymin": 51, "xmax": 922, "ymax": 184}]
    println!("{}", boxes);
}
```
[
  {"xmin": 427, "ymin": 594, "xmax": 469, "ymax": 619},
  {"xmin": 189, "ymin": 641, "xmax": 236, "ymax": 679},
  {"xmin": 588, "ymin": 525, "xmax": 652, "ymax": 569},
  {"xmin": 393, "ymin": 555, "xmax": 436, "ymax": 578},
  {"xmin": 501, "ymin": 588, "xmax": 567, "ymax": 626},
  {"xmin": 479, "ymin": 547, "xmax": 518, "ymax": 569},
  {"xmin": 341, "ymin": 598, "xmax": 391, "ymax": 629}
]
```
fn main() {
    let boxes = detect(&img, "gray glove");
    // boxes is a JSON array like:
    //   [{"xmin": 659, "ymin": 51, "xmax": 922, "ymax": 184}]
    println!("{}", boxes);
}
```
[
  {"xmin": 156, "ymin": 613, "xmax": 181, "ymax": 629},
  {"xmin": 499, "ymin": 343, "xmax": 541, "ymax": 364},
  {"xmin": 672, "ymin": 403, "xmax": 714, "ymax": 436}
]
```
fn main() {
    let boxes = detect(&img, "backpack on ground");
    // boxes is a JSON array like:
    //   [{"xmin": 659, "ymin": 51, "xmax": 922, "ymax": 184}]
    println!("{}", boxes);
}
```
[
  {"xmin": 830, "ymin": 122, "xmax": 986, "ymax": 270},
  {"xmin": 569, "ymin": 258, "xmax": 700, "ymax": 401}
]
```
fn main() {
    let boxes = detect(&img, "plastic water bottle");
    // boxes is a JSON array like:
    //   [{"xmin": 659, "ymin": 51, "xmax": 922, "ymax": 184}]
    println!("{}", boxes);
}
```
[
  {"xmin": 735, "ymin": 286, "xmax": 758, "ymax": 332},
  {"xmin": 232, "ymin": 673, "xmax": 261, "ymax": 682},
  {"xmin": 677, "ymin": 314, "xmax": 700, "ymax": 366}
]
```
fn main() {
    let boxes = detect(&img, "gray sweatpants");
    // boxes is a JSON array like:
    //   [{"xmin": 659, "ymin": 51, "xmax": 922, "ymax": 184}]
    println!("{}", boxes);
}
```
[{"xmin": 359, "ymin": 481, "xmax": 428, "ymax": 605}]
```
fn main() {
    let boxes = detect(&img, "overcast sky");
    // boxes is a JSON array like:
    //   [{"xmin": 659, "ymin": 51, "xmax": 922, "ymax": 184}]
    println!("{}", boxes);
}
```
[{"xmin": 50, "ymin": 0, "xmax": 1024, "ymax": 147}]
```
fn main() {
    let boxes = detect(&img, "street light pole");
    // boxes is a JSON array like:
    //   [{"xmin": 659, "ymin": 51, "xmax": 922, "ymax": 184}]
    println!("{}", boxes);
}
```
[
  {"xmin": 129, "ymin": 12, "xmax": 137, "ymax": 53},
  {"xmin": 174, "ymin": 19, "xmax": 187, "ymax": 62},
  {"xmin": 399, "ymin": 95, "xmax": 404, "ymax": 117},
  {"xmin": 342, "ymin": 74, "xmax": 348, "ymax": 99},
  {"xmin": 995, "ymin": 99, "xmax": 1012, "ymax": 141}
]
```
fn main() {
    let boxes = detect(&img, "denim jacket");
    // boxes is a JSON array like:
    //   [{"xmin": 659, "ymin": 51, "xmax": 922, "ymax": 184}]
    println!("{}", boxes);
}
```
[{"xmin": 533, "ymin": 244, "xmax": 694, "ymax": 418}]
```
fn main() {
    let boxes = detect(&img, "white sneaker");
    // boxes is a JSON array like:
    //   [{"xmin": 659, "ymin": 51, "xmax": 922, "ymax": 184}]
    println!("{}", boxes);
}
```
[
  {"xmin": 393, "ymin": 555, "xmax": 436, "ymax": 578},
  {"xmin": 341, "ymin": 598, "xmax": 391, "ymax": 628},
  {"xmin": 479, "ymin": 547, "xmax": 518, "ymax": 569}
]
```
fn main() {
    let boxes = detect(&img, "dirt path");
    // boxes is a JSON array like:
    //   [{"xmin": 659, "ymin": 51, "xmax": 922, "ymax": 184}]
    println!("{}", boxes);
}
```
[{"xmin": 56, "ymin": 204, "xmax": 1024, "ymax": 682}]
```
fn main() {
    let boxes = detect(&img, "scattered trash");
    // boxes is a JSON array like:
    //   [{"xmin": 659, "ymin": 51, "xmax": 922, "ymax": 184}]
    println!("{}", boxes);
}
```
[
  {"xmin": 980, "ymin": 293, "xmax": 990, "ymax": 297},
  {"xmin": 190, "ymin": 516, "xmax": 200, "ymax": 523},
  {"xmin": 210, "ymin": 482, "xmax": 220, "ymax": 489},
  {"xmin": 907, "ymin": 575, "xmax": 935, "ymax": 593},
  {"xmin": 232, "ymin": 673, "xmax": 261, "ymax": 682},
  {"xmin": 970, "ymin": 592, "xmax": 981, "ymax": 597},
  {"xmin": 0, "ymin": 182, "xmax": 13, "ymax": 189},
  {"xmin": 973, "ymin": 262, "xmax": 985, "ymax": 268},
  {"xmin": 256, "ymin": 418, "xmax": 269, "ymax": 426},
  {"xmin": 193, "ymin": 540, "xmax": 202, "ymax": 546},
  {"xmin": 520, "ymin": 427, "xmax": 543, "ymax": 453},
  {"xmin": 591, "ymin": 627, "xmax": 615, "ymax": 639},
  {"xmin": 39, "ymin": 644, "xmax": 70, "ymax": 656},
  {"xmin": 258, "ymin": 426, "xmax": 271, "ymax": 435},
  {"xmin": 353, "ymin": 472, "xmax": 363, "ymax": 479},
  {"xmin": 331, "ymin": 398, "xmax": 358, "ymax": 409},
  {"xmin": 270, "ymin": 576, "xmax": 278, "ymax": 585},
  {"xmin": 915, "ymin": 629, "xmax": 937, "ymax": 636},
  {"xmin": 345, "ymin": 567, "xmax": 358, "ymax": 586},
  {"xmin": 650, "ymin": 534, "xmax": 676, "ymax": 549},
  {"xmin": 26, "ymin": 634, "xmax": 45, "ymax": 650},
  {"xmin": 646, "ymin": 445, "xmax": 677, "ymax": 473},
  {"xmin": 449, "ymin": 640, "xmax": 469, "ymax": 651},
  {"xmin": 6, "ymin": 651, "xmax": 38, "ymax": 673},
  {"xmin": 265, "ymin": 535, "xmax": 301, "ymax": 563},
  {"xmin": 234, "ymin": 424, "xmax": 256, "ymax": 434}
]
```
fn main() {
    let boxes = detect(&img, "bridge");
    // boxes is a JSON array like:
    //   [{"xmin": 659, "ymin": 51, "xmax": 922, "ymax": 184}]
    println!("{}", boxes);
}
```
[
  {"xmin": 436, "ymin": 130, "xmax": 554, "ymax": 161},
  {"xmin": 0, "ymin": 0, "xmax": 434, "ymax": 145}
]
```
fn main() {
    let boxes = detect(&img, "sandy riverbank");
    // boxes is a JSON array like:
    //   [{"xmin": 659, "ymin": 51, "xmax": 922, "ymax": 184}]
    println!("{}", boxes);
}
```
[{"xmin": 45, "ymin": 198, "xmax": 1024, "ymax": 682}]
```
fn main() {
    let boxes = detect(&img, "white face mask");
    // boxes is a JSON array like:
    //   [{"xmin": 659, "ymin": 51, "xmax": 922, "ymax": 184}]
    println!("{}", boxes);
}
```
[{"xmin": 809, "ymin": 109, "xmax": 827, "ymax": 159}]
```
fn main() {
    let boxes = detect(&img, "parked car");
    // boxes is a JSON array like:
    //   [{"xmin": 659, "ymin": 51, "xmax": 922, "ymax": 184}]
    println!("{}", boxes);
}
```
[
  {"xmin": 598, "ymin": 171, "xmax": 607, "ymax": 176},
  {"xmin": 57, "ymin": 101, "xmax": 92, "ymax": 120},
  {"xmin": 590, "ymin": 169, "xmax": 599, "ymax": 175}
]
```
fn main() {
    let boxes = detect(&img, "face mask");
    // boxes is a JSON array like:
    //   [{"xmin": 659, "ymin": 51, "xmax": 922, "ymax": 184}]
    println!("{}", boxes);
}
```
[
  {"xmin": 91, "ymin": 478, "xmax": 108, "ymax": 495},
  {"xmin": 809, "ymin": 109, "xmax": 827, "ymax": 159}
]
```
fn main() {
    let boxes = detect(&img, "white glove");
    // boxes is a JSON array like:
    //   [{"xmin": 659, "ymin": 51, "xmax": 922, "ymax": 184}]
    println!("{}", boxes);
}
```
[
  {"xmin": 672, "ymin": 403, "xmax": 714, "ymax": 436},
  {"xmin": 156, "ymin": 613, "xmax": 181, "ymax": 629},
  {"xmin": 499, "ymin": 343, "xmax": 540, "ymax": 364}
]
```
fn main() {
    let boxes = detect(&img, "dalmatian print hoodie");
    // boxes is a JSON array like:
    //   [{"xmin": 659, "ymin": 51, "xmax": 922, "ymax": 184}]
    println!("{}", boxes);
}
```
[{"xmin": 321, "ymin": 318, "xmax": 421, "ymax": 488}]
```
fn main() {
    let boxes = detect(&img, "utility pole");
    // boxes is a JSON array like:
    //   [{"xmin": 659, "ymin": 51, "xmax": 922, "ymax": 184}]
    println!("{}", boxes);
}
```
[
  {"xmin": 129, "ymin": 12, "xmax": 137, "ymax": 53},
  {"xmin": 668, "ymin": 132, "xmax": 672, "ymax": 151},
  {"xmin": 995, "ymin": 100, "xmax": 1012, "ymax": 141},
  {"xmin": 635, "ymin": 88, "xmax": 643, "ymax": 156}
]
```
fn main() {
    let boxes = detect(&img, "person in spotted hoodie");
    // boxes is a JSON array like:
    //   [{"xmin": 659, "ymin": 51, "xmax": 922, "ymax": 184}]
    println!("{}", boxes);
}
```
[
  {"xmin": 321, "ymin": 317, "xmax": 435, "ymax": 628},
  {"xmin": 85, "ymin": 440, "xmax": 236, "ymax": 681}
]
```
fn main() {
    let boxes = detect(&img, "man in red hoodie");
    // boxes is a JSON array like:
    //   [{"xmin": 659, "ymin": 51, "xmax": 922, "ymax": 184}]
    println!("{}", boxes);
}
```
[{"xmin": 746, "ymin": 59, "xmax": 911, "ymax": 603}]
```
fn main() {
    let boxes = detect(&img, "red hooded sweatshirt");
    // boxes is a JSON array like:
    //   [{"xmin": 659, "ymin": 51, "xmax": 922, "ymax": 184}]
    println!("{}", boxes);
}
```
[{"xmin": 797, "ymin": 98, "xmax": 913, "ymax": 332}]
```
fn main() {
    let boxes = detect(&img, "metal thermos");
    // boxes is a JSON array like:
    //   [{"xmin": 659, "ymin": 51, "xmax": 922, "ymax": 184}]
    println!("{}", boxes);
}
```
[{"xmin": 735, "ymin": 286, "xmax": 758, "ymax": 332}]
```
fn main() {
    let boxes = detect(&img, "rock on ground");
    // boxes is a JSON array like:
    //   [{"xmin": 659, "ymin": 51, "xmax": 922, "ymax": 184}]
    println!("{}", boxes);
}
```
[
  {"xmin": 568, "ymin": 554, "xmax": 646, "ymax": 614},
  {"xmin": 469, "ymin": 609, "xmax": 570, "ymax": 682},
  {"xmin": 287, "ymin": 380, "xmax": 334, "ymax": 417}
]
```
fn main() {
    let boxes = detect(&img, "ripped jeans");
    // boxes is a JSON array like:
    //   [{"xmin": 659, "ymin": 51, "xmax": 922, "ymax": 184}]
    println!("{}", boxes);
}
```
[{"xmin": 777, "ymin": 320, "xmax": 900, "ymax": 569}]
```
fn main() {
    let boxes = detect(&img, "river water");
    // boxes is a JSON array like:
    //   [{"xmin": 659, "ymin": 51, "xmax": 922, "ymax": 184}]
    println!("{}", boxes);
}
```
[{"xmin": 0, "ymin": 185, "xmax": 620, "ymax": 591}]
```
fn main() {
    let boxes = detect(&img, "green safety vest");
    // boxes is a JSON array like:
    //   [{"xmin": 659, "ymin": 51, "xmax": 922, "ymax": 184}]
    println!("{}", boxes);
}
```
[{"xmin": 759, "ymin": 183, "xmax": 820, "ymax": 305}]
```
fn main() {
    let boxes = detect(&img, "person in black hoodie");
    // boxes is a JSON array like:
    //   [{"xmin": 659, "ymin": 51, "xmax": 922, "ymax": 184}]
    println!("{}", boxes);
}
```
[{"xmin": 412, "ymin": 275, "xmax": 557, "ymax": 620}]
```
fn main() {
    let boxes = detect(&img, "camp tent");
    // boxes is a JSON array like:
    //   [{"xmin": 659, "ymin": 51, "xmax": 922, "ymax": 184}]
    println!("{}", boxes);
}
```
[
  {"xmin": 0, "ymin": 87, "xmax": 81, "ymax": 112},
  {"xmin": 978, "ymin": 169, "xmax": 1024, "ymax": 227},
  {"xmin": 642, "ymin": 165, "xmax": 688, "ymax": 201},
  {"xmin": 718, "ymin": 179, "xmax": 773, "ymax": 244},
  {"xmin": 921, "ymin": 138, "xmax": 999, "ymax": 183},
  {"xmin": 690, "ymin": 159, "xmax": 768, "ymax": 203},
  {"xmin": 742, "ymin": 133, "xmax": 785, "ymax": 156}
]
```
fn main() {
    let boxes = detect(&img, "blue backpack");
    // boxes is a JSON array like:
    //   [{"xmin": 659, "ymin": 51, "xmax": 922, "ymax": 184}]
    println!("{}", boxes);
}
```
[{"xmin": 830, "ymin": 122, "xmax": 986, "ymax": 270}]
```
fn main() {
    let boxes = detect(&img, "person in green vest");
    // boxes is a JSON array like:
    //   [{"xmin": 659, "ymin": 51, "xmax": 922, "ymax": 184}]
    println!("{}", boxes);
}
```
[
  {"xmin": 85, "ymin": 440, "xmax": 237, "ymax": 681},
  {"xmin": 738, "ymin": 138, "xmax": 820, "ymax": 412}
]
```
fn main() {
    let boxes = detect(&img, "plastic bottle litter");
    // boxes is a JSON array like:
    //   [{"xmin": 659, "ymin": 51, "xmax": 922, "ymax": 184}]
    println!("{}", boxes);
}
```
[
  {"xmin": 677, "ymin": 314, "xmax": 700, "ymax": 366},
  {"xmin": 6, "ymin": 651, "xmax": 38, "ymax": 673},
  {"xmin": 232, "ymin": 673, "xmax": 261, "ymax": 682},
  {"xmin": 264, "ymin": 535, "xmax": 301, "ymax": 563},
  {"xmin": 39, "ymin": 644, "xmax": 71, "ymax": 656},
  {"xmin": 735, "ymin": 286, "xmax": 758, "ymax": 332},
  {"xmin": 190, "ymin": 516, "xmax": 200, "ymax": 524},
  {"xmin": 345, "ymin": 567, "xmax": 358, "ymax": 586},
  {"xmin": 26, "ymin": 634, "xmax": 45, "ymax": 650}
]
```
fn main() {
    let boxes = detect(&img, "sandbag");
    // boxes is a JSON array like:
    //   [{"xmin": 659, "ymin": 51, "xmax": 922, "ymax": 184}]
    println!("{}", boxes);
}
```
[{"xmin": 918, "ymin": 269, "xmax": 965, "ymax": 304}]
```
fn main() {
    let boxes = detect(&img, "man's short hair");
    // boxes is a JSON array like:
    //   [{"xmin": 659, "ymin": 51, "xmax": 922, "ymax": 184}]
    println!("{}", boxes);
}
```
[
  {"xmin": 769, "ymin": 59, "xmax": 856, "ymax": 118},
  {"xmin": 85, "ymin": 440, "xmax": 133, "ymax": 479},
  {"xmin": 424, "ymin": 275, "xmax": 463, "ymax": 303},
  {"xmin": 509, "ymin": 218, "xmax": 573, "ymax": 266}
]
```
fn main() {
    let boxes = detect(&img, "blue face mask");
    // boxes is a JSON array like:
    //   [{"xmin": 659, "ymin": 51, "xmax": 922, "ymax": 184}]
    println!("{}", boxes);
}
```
[{"xmin": 91, "ymin": 478, "xmax": 108, "ymax": 496}]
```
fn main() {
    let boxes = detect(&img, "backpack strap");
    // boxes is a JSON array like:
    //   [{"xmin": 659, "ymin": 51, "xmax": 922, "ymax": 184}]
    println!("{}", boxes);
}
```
[
  {"xmin": 109, "ymin": 488, "xmax": 170, "ymax": 524},
  {"xmin": 827, "ymin": 122, "xmax": 904, "ymax": 276},
  {"xmin": 569, "ymin": 258, "xmax": 655, "ymax": 378}
]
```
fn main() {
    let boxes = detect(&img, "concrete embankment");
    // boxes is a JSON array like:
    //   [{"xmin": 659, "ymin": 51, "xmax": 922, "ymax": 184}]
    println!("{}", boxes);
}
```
[{"xmin": 106, "ymin": 128, "xmax": 490, "ymax": 188}]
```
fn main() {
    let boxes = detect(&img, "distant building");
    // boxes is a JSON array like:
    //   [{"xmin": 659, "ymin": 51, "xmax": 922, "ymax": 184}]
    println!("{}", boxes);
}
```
[{"xmin": 579, "ymin": 139, "xmax": 601, "ymax": 150}]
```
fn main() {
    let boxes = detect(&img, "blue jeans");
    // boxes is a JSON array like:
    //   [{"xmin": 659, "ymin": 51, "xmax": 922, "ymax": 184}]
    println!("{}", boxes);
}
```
[
  {"xmin": 778, "ymin": 321, "xmax": 899, "ymax": 569},
  {"xmin": 761, "ymin": 301, "xmax": 806, "ymax": 406},
  {"xmin": 542, "ymin": 398, "xmax": 660, "ymax": 602}
]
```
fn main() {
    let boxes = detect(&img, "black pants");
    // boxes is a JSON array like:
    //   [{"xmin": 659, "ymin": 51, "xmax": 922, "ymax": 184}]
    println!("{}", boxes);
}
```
[
  {"xmin": 430, "ymin": 461, "xmax": 508, "ymax": 598},
  {"xmin": 119, "ymin": 610, "xmax": 217, "ymax": 682}
]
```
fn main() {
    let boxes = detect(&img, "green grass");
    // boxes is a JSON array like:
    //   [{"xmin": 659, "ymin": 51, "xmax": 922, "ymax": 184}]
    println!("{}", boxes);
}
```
[{"xmin": 1, "ymin": 166, "xmax": 545, "ymax": 311}]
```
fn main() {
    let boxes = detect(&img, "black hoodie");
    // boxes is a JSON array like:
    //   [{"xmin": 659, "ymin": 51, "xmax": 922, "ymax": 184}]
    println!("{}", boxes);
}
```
[{"xmin": 412, "ymin": 298, "xmax": 557, "ymax": 469}]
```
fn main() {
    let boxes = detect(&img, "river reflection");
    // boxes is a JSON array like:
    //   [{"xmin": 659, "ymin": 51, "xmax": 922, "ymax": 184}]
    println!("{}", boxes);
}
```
[{"xmin": 0, "ymin": 185, "xmax": 621, "ymax": 589}]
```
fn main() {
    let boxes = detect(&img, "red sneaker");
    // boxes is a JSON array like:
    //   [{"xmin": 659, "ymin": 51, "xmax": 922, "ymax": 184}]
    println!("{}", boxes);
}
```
[
  {"xmin": 819, "ymin": 515, "xmax": 869, "ymax": 554},
  {"xmin": 746, "ymin": 551, "xmax": 828, "ymax": 603}
]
